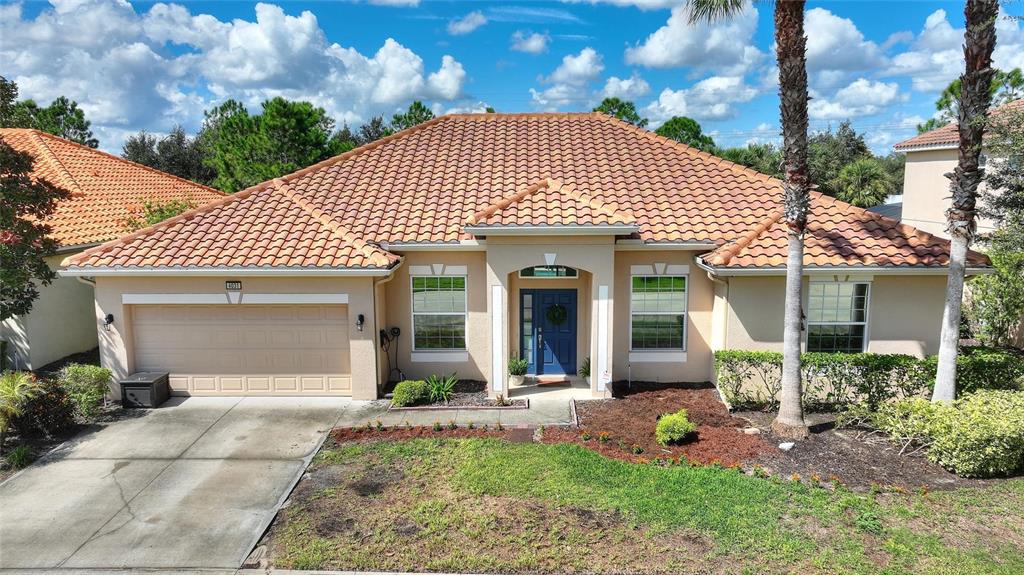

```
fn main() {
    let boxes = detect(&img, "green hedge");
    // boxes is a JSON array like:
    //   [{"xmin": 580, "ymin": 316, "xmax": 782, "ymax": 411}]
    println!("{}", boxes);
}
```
[
  {"xmin": 869, "ymin": 390, "xmax": 1024, "ymax": 477},
  {"xmin": 391, "ymin": 380, "xmax": 430, "ymax": 407},
  {"xmin": 714, "ymin": 348, "xmax": 1023, "ymax": 410}
]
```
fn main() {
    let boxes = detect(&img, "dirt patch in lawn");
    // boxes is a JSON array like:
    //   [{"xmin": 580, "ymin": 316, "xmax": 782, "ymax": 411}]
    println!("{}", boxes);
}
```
[
  {"xmin": 266, "ymin": 445, "xmax": 719, "ymax": 574},
  {"xmin": 543, "ymin": 382, "xmax": 772, "ymax": 467}
]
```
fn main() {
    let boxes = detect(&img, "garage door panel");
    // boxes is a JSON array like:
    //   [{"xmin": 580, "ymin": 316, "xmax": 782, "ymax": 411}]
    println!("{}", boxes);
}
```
[{"xmin": 131, "ymin": 304, "xmax": 351, "ymax": 396}]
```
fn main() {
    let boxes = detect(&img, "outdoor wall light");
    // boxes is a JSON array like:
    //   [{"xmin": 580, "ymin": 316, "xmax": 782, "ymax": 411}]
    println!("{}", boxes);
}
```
[
  {"xmin": 356, "ymin": 314, "xmax": 365, "ymax": 332},
  {"xmin": 102, "ymin": 313, "xmax": 115, "ymax": 332}
]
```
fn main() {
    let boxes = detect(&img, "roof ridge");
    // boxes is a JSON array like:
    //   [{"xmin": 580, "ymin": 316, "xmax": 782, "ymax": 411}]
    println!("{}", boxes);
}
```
[
  {"xmin": 589, "ymin": 112, "xmax": 786, "ymax": 188},
  {"xmin": 272, "ymin": 178, "xmax": 398, "ymax": 268},
  {"xmin": 24, "ymin": 128, "xmax": 226, "ymax": 198},
  {"xmin": 62, "ymin": 184, "xmax": 266, "ymax": 267},
  {"xmin": 24, "ymin": 129, "xmax": 84, "ymax": 196},
  {"xmin": 559, "ymin": 182, "xmax": 636, "ymax": 224},
  {"xmin": 466, "ymin": 178, "xmax": 552, "ymax": 225},
  {"xmin": 708, "ymin": 210, "xmax": 783, "ymax": 266}
]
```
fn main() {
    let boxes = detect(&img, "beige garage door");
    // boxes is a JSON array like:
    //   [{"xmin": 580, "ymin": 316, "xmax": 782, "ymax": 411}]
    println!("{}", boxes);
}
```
[{"xmin": 131, "ymin": 304, "xmax": 351, "ymax": 396}]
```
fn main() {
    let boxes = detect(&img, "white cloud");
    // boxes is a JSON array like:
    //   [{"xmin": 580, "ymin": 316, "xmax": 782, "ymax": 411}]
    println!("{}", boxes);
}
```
[
  {"xmin": 884, "ymin": 9, "xmax": 1024, "ymax": 93},
  {"xmin": 511, "ymin": 30, "xmax": 549, "ymax": 54},
  {"xmin": 530, "ymin": 47, "xmax": 604, "ymax": 109},
  {"xmin": 644, "ymin": 75, "xmax": 758, "ymax": 125},
  {"xmin": 625, "ymin": 5, "xmax": 764, "ymax": 75},
  {"xmin": 0, "ymin": 0, "xmax": 469, "ymax": 150},
  {"xmin": 808, "ymin": 78, "xmax": 904, "ymax": 120},
  {"xmin": 447, "ymin": 11, "xmax": 487, "ymax": 36},
  {"xmin": 602, "ymin": 72, "xmax": 650, "ymax": 99},
  {"xmin": 805, "ymin": 8, "xmax": 885, "ymax": 73}
]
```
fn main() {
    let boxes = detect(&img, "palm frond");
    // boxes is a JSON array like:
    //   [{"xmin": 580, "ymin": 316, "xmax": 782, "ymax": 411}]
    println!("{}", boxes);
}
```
[{"xmin": 687, "ymin": 0, "xmax": 749, "ymax": 24}]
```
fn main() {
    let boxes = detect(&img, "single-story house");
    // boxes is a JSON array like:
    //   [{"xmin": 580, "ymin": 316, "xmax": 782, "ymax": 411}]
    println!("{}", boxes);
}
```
[
  {"xmin": 59, "ymin": 113, "xmax": 990, "ymax": 400},
  {"xmin": 0, "ymin": 128, "xmax": 224, "ymax": 370}
]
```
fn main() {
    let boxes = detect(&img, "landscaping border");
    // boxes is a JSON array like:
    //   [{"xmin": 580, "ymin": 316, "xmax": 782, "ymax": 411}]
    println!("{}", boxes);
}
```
[{"xmin": 388, "ymin": 398, "xmax": 530, "ymax": 412}]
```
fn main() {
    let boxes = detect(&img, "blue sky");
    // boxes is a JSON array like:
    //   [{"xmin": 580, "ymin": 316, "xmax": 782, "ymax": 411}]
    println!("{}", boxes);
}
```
[{"xmin": 2, "ymin": 1, "xmax": 1022, "ymax": 153}]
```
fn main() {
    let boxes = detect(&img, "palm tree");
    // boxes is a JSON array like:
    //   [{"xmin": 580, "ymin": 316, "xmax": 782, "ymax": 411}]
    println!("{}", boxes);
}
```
[
  {"xmin": 933, "ymin": 0, "xmax": 1000, "ymax": 402},
  {"xmin": 0, "ymin": 371, "xmax": 39, "ymax": 454},
  {"xmin": 834, "ymin": 159, "xmax": 895, "ymax": 208},
  {"xmin": 689, "ymin": 0, "xmax": 810, "ymax": 438}
]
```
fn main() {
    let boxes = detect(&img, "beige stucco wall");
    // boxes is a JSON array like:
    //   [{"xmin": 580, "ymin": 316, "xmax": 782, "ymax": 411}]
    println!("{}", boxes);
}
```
[
  {"xmin": 1, "ymin": 253, "xmax": 98, "ymax": 370},
  {"xmin": 381, "ymin": 251, "xmax": 490, "ymax": 383},
  {"xmin": 91, "ymin": 275, "xmax": 380, "ymax": 399},
  {"xmin": 902, "ymin": 148, "xmax": 997, "ymax": 238},
  {"xmin": 613, "ymin": 250, "xmax": 715, "ymax": 382},
  {"xmin": 724, "ymin": 273, "xmax": 949, "ymax": 357}
]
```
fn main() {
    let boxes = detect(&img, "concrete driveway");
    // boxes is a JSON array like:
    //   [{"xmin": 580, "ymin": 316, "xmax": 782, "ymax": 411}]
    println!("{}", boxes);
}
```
[{"xmin": 0, "ymin": 396, "xmax": 348, "ymax": 570}]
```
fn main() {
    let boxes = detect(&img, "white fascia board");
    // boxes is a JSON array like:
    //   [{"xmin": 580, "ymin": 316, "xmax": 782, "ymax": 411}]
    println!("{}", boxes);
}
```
[
  {"xmin": 385, "ymin": 240, "xmax": 486, "ymax": 251},
  {"xmin": 464, "ymin": 224, "xmax": 639, "ymax": 236},
  {"xmin": 59, "ymin": 266, "xmax": 395, "ymax": 277},
  {"xmin": 894, "ymin": 143, "xmax": 958, "ymax": 153},
  {"xmin": 694, "ymin": 257, "xmax": 993, "ymax": 277},
  {"xmin": 614, "ymin": 240, "xmax": 716, "ymax": 250}
]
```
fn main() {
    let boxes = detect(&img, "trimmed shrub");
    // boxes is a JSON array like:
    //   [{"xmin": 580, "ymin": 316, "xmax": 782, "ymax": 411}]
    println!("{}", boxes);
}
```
[
  {"xmin": 59, "ymin": 363, "xmax": 112, "ymax": 421},
  {"xmin": 872, "ymin": 390, "xmax": 1024, "ymax": 478},
  {"xmin": 11, "ymin": 379, "xmax": 76, "ymax": 438},
  {"xmin": 391, "ymin": 380, "xmax": 430, "ymax": 407},
  {"xmin": 508, "ymin": 356, "xmax": 528, "ymax": 376},
  {"xmin": 655, "ymin": 409, "xmax": 697, "ymax": 446},
  {"xmin": 714, "ymin": 348, "xmax": 1023, "ymax": 410}
]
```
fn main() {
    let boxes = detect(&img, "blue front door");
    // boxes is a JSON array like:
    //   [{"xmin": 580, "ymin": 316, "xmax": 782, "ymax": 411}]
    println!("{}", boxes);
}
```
[{"xmin": 521, "ymin": 289, "xmax": 577, "ymax": 376}]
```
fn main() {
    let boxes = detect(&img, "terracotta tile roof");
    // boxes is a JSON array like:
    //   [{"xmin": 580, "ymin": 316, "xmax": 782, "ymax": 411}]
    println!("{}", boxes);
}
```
[
  {"xmin": 0, "ymin": 128, "xmax": 225, "ymax": 249},
  {"xmin": 466, "ymin": 178, "xmax": 636, "ymax": 228},
  {"xmin": 704, "ymin": 193, "xmax": 989, "ymax": 269},
  {"xmin": 893, "ymin": 99, "xmax": 1024, "ymax": 151},
  {"xmin": 64, "ymin": 113, "xmax": 980, "ymax": 271}
]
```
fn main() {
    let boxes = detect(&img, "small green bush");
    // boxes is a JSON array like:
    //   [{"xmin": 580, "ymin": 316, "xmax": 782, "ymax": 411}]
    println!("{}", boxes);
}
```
[
  {"xmin": 873, "ymin": 390, "xmax": 1024, "ymax": 478},
  {"xmin": 508, "ymin": 356, "xmax": 528, "ymax": 376},
  {"xmin": 59, "ymin": 363, "xmax": 112, "ymax": 421},
  {"xmin": 655, "ymin": 409, "xmax": 697, "ymax": 446},
  {"xmin": 5, "ymin": 444, "xmax": 32, "ymax": 469},
  {"xmin": 391, "ymin": 380, "xmax": 430, "ymax": 407},
  {"xmin": 9, "ymin": 376, "xmax": 76, "ymax": 440},
  {"xmin": 579, "ymin": 357, "xmax": 591, "ymax": 378},
  {"xmin": 427, "ymin": 373, "xmax": 458, "ymax": 403}
]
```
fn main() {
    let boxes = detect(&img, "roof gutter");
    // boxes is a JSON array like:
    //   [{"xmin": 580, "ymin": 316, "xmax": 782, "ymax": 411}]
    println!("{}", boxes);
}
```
[
  {"xmin": 614, "ymin": 240, "xmax": 716, "ymax": 251},
  {"xmin": 464, "ymin": 224, "xmax": 639, "ymax": 236},
  {"xmin": 384, "ymin": 240, "xmax": 486, "ymax": 251},
  {"xmin": 59, "ymin": 266, "xmax": 397, "ymax": 278},
  {"xmin": 695, "ymin": 257, "xmax": 994, "ymax": 277}
]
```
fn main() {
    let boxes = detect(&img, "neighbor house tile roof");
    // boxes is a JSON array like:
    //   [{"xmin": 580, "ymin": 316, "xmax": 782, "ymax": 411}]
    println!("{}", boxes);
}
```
[
  {"xmin": 893, "ymin": 99, "xmax": 1024, "ymax": 151},
  {"xmin": 63, "ymin": 113, "xmax": 982, "ymax": 271},
  {"xmin": 0, "ymin": 128, "xmax": 225, "ymax": 249}
]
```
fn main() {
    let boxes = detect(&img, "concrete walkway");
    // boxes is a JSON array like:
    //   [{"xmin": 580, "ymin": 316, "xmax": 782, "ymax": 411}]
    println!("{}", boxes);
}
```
[{"xmin": 0, "ymin": 396, "xmax": 347, "ymax": 570}]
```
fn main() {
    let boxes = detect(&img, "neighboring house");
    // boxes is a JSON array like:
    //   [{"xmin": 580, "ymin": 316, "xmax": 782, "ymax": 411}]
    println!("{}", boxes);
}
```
[
  {"xmin": 0, "ymin": 128, "xmax": 224, "ymax": 370},
  {"xmin": 59, "ymin": 113, "xmax": 989, "ymax": 400},
  {"xmin": 893, "ymin": 99, "xmax": 1023, "ymax": 238}
]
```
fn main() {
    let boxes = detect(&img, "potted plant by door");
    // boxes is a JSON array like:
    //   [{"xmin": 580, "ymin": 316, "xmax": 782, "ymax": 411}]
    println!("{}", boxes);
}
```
[
  {"xmin": 579, "ymin": 357, "xmax": 591, "ymax": 385},
  {"xmin": 508, "ymin": 355, "xmax": 528, "ymax": 387}
]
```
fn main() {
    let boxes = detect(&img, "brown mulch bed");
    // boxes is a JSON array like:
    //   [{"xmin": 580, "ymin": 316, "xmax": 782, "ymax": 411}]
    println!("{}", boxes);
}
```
[
  {"xmin": 542, "ymin": 381, "xmax": 772, "ymax": 467},
  {"xmin": 737, "ymin": 410, "xmax": 996, "ymax": 491}
]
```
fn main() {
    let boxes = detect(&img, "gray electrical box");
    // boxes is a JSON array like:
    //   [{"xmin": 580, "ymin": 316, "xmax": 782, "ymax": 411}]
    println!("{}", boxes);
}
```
[{"xmin": 119, "ymin": 372, "xmax": 170, "ymax": 408}]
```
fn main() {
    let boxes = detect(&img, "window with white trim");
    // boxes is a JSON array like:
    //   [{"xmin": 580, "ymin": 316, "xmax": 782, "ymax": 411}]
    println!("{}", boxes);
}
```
[
  {"xmin": 630, "ymin": 276, "xmax": 687, "ymax": 350},
  {"xmin": 806, "ymin": 282, "xmax": 869, "ymax": 353},
  {"xmin": 412, "ymin": 276, "xmax": 467, "ymax": 350}
]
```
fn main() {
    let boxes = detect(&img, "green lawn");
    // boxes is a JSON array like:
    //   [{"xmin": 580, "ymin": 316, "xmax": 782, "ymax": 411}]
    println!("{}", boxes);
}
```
[{"xmin": 268, "ymin": 438, "xmax": 1024, "ymax": 575}]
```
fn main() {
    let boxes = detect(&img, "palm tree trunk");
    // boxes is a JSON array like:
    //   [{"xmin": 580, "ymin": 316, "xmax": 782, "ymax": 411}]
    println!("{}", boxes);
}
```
[
  {"xmin": 933, "ymin": 0, "xmax": 999, "ymax": 402},
  {"xmin": 770, "ymin": 0, "xmax": 810, "ymax": 439}
]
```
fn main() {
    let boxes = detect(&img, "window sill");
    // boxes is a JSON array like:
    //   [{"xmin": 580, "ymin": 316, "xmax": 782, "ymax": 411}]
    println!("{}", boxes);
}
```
[
  {"xmin": 629, "ymin": 350, "xmax": 687, "ymax": 363},
  {"xmin": 411, "ymin": 351, "xmax": 470, "ymax": 363}
]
